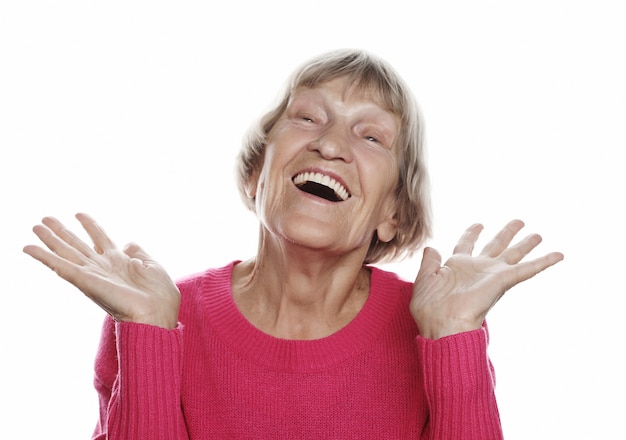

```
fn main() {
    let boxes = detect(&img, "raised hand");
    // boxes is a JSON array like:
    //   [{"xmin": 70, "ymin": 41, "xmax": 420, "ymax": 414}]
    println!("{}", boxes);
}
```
[
  {"xmin": 23, "ymin": 213, "xmax": 180, "ymax": 329},
  {"xmin": 411, "ymin": 219, "xmax": 563, "ymax": 340}
]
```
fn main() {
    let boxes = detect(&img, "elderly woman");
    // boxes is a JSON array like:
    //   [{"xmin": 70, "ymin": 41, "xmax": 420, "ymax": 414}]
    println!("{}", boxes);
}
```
[{"xmin": 24, "ymin": 49, "xmax": 563, "ymax": 439}]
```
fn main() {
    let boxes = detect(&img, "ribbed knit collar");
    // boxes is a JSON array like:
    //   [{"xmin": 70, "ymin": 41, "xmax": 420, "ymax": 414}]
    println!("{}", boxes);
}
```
[{"xmin": 199, "ymin": 262, "xmax": 409, "ymax": 373}]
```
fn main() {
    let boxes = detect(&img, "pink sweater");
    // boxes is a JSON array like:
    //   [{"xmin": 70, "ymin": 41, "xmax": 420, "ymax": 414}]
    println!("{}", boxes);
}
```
[{"xmin": 92, "ymin": 262, "xmax": 503, "ymax": 439}]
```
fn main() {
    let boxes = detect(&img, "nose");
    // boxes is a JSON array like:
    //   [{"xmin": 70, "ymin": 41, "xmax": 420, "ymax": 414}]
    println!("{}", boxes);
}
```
[{"xmin": 308, "ymin": 123, "xmax": 354, "ymax": 162}]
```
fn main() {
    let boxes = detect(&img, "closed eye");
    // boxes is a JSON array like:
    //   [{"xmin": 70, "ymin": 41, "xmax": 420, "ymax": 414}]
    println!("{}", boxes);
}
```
[{"xmin": 293, "ymin": 113, "xmax": 316, "ymax": 124}]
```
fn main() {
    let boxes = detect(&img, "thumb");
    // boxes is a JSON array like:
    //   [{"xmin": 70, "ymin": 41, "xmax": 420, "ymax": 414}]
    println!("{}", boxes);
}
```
[
  {"xmin": 123, "ymin": 242, "xmax": 156, "ymax": 267},
  {"xmin": 416, "ymin": 247, "xmax": 442, "ymax": 280}
]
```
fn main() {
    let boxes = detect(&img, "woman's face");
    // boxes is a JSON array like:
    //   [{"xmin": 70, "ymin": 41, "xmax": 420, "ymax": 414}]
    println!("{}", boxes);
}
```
[{"xmin": 248, "ymin": 76, "xmax": 401, "ymax": 258}]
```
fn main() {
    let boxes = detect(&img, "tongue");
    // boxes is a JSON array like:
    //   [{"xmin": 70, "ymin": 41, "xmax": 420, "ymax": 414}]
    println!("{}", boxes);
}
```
[{"xmin": 296, "ymin": 181, "xmax": 341, "ymax": 202}]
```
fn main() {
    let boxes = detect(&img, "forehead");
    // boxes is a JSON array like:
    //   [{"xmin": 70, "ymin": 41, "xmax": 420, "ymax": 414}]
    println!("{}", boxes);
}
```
[
  {"xmin": 289, "ymin": 77, "xmax": 388, "ymax": 108},
  {"xmin": 289, "ymin": 77, "xmax": 398, "ymax": 119}
]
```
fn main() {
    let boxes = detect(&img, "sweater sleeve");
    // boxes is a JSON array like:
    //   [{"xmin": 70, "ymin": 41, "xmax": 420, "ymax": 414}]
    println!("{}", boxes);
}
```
[
  {"xmin": 91, "ymin": 317, "xmax": 189, "ymax": 440},
  {"xmin": 416, "ymin": 326, "xmax": 504, "ymax": 440}
]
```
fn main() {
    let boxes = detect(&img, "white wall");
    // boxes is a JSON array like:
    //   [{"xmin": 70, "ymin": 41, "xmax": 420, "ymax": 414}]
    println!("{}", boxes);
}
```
[{"xmin": 2, "ymin": 1, "xmax": 624, "ymax": 438}]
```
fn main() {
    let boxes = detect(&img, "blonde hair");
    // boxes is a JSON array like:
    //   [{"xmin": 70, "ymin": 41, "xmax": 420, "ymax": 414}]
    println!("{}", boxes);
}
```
[{"xmin": 237, "ymin": 49, "xmax": 432, "ymax": 263}]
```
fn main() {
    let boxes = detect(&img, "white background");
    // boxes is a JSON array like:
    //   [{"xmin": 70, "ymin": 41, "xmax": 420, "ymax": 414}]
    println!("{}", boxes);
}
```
[{"xmin": 1, "ymin": 1, "xmax": 624, "ymax": 438}]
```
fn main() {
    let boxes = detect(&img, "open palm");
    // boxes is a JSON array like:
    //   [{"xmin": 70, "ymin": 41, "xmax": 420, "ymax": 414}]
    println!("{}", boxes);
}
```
[
  {"xmin": 23, "ymin": 213, "xmax": 180, "ymax": 329},
  {"xmin": 411, "ymin": 220, "xmax": 563, "ymax": 339}
]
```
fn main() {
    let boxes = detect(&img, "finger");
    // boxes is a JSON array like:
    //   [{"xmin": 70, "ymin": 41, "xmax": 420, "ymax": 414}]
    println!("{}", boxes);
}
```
[
  {"xmin": 123, "ymin": 242, "xmax": 157, "ymax": 268},
  {"xmin": 41, "ymin": 216, "xmax": 96, "ymax": 258},
  {"xmin": 452, "ymin": 223, "xmax": 484, "ymax": 255},
  {"xmin": 23, "ymin": 244, "xmax": 55, "ymax": 268},
  {"xmin": 28, "ymin": 222, "xmax": 91, "ymax": 265},
  {"xmin": 479, "ymin": 219, "xmax": 525, "ymax": 258},
  {"xmin": 23, "ymin": 241, "xmax": 83, "ymax": 280},
  {"xmin": 500, "ymin": 233, "xmax": 543, "ymax": 265},
  {"xmin": 75, "ymin": 213, "xmax": 116, "ymax": 254},
  {"xmin": 416, "ymin": 246, "xmax": 443, "ymax": 279},
  {"xmin": 503, "ymin": 251, "xmax": 564, "ymax": 289},
  {"xmin": 24, "ymin": 243, "xmax": 132, "ymax": 321},
  {"xmin": 25, "ymin": 241, "xmax": 129, "ymax": 316}
]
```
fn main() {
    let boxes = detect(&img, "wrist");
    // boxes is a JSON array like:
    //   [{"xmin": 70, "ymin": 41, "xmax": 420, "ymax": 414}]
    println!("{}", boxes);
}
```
[{"xmin": 415, "ymin": 317, "xmax": 483, "ymax": 340}]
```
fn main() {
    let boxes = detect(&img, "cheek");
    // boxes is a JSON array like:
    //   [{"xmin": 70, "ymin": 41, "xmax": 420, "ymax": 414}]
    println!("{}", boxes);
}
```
[
  {"xmin": 362, "ymin": 150, "xmax": 399, "ymax": 191},
  {"xmin": 382, "ymin": 152, "xmax": 401, "ymax": 190}
]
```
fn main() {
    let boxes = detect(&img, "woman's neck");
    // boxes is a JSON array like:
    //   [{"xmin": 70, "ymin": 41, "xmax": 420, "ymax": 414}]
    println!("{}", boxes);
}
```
[{"xmin": 231, "ymin": 241, "xmax": 371, "ymax": 340}]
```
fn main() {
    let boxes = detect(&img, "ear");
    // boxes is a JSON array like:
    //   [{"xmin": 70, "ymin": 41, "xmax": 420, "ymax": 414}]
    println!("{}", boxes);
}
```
[
  {"xmin": 244, "ymin": 167, "xmax": 260, "ymax": 200},
  {"xmin": 376, "ymin": 210, "xmax": 399, "ymax": 243}
]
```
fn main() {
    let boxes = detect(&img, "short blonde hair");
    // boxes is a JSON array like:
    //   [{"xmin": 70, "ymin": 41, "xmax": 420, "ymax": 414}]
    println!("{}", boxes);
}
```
[{"xmin": 237, "ymin": 49, "xmax": 432, "ymax": 263}]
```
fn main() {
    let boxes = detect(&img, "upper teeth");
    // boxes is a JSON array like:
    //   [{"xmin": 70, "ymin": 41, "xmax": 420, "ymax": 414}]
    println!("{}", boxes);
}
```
[{"xmin": 293, "ymin": 172, "xmax": 350, "ymax": 201}]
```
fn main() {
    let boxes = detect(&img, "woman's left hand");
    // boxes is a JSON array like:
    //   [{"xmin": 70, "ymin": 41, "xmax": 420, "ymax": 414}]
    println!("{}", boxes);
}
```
[{"xmin": 410, "ymin": 219, "xmax": 563, "ymax": 340}]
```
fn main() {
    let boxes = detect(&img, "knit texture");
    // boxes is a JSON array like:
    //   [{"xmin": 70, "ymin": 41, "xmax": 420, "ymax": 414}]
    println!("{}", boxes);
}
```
[{"xmin": 92, "ymin": 262, "xmax": 503, "ymax": 439}]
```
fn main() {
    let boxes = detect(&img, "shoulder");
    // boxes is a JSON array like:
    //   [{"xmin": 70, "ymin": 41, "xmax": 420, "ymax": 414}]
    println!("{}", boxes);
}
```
[
  {"xmin": 362, "ymin": 266, "xmax": 419, "ymax": 354},
  {"xmin": 369, "ymin": 265, "xmax": 413, "ymax": 297},
  {"xmin": 366, "ymin": 265, "xmax": 415, "ymax": 327},
  {"xmin": 175, "ymin": 261, "xmax": 239, "ymax": 315},
  {"xmin": 176, "ymin": 261, "xmax": 238, "ymax": 292}
]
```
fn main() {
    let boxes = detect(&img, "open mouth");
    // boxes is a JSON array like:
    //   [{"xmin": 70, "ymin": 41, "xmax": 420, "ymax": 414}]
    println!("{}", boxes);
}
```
[{"xmin": 292, "ymin": 171, "xmax": 351, "ymax": 202}]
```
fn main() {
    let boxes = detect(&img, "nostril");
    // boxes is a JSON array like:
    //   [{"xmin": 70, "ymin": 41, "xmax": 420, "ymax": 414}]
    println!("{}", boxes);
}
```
[{"xmin": 313, "ymin": 134, "xmax": 353, "ymax": 162}]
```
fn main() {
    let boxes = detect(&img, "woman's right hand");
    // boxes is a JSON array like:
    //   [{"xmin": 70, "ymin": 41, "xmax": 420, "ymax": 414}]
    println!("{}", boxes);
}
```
[{"xmin": 23, "ymin": 213, "xmax": 180, "ymax": 329}]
